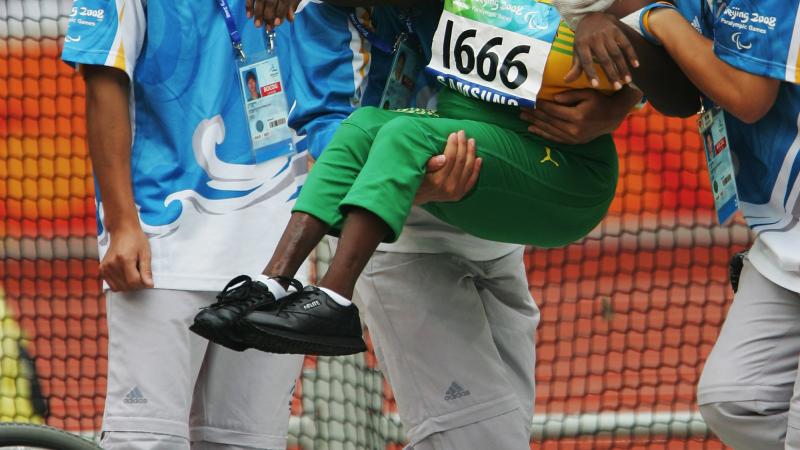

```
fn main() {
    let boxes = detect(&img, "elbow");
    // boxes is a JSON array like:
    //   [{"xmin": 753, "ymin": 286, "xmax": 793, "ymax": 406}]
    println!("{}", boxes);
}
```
[
  {"xmin": 729, "ymin": 103, "xmax": 771, "ymax": 124},
  {"xmin": 724, "ymin": 88, "xmax": 777, "ymax": 124}
]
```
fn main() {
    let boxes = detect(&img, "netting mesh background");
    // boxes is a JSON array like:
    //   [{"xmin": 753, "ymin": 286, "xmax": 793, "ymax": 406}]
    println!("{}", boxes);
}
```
[{"xmin": 0, "ymin": 1, "xmax": 749, "ymax": 448}]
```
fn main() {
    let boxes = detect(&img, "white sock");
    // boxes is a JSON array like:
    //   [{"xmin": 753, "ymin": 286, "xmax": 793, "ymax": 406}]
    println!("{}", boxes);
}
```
[
  {"xmin": 319, "ymin": 287, "xmax": 352, "ymax": 306},
  {"xmin": 254, "ymin": 274, "xmax": 288, "ymax": 300}
]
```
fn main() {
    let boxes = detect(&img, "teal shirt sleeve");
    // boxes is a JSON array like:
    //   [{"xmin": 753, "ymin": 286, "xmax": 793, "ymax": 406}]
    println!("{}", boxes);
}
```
[
  {"xmin": 61, "ymin": 0, "xmax": 146, "ymax": 80},
  {"xmin": 711, "ymin": 0, "xmax": 800, "ymax": 83}
]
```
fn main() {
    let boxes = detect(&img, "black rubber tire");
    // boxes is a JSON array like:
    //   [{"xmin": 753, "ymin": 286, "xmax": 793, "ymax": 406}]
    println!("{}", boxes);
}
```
[{"xmin": 0, "ymin": 423, "xmax": 101, "ymax": 449}]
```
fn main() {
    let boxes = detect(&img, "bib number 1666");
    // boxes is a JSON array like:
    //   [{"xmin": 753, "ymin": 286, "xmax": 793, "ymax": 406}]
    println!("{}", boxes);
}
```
[{"xmin": 441, "ymin": 19, "xmax": 531, "ymax": 90}]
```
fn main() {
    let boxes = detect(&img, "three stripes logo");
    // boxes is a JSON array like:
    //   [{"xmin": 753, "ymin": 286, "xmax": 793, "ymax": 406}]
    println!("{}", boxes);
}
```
[
  {"xmin": 124, "ymin": 387, "xmax": 148, "ymax": 404},
  {"xmin": 444, "ymin": 382, "xmax": 470, "ymax": 401}
]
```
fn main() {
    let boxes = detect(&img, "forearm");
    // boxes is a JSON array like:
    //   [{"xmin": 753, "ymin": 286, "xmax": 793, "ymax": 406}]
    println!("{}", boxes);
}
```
[
  {"xmin": 83, "ymin": 66, "xmax": 139, "ymax": 233},
  {"xmin": 649, "ymin": 9, "xmax": 779, "ymax": 123},
  {"xmin": 324, "ymin": 0, "xmax": 423, "ymax": 6},
  {"xmin": 619, "ymin": 23, "xmax": 700, "ymax": 117}
]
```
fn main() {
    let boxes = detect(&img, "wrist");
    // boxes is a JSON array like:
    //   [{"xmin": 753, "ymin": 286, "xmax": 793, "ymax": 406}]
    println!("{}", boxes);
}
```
[
  {"xmin": 104, "ymin": 214, "xmax": 142, "ymax": 235},
  {"xmin": 647, "ymin": 7, "xmax": 681, "ymax": 44}
]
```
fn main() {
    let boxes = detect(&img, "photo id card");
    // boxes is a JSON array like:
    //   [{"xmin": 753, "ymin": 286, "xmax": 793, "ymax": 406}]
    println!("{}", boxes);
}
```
[
  {"xmin": 699, "ymin": 106, "xmax": 740, "ymax": 225},
  {"xmin": 379, "ymin": 40, "xmax": 423, "ymax": 110},
  {"xmin": 238, "ymin": 52, "xmax": 293, "ymax": 163}
]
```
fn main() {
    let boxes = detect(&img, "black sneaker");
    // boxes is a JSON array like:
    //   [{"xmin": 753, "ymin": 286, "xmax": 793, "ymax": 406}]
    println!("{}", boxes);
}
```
[
  {"xmin": 189, "ymin": 275, "xmax": 303, "ymax": 352},
  {"xmin": 235, "ymin": 286, "xmax": 367, "ymax": 356}
]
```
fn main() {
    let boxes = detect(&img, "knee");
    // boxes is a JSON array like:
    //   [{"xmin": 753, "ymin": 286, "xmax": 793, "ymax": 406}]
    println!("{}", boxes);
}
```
[
  {"xmin": 345, "ymin": 106, "xmax": 384, "ymax": 128},
  {"xmin": 699, "ymin": 401, "xmax": 787, "ymax": 449}
]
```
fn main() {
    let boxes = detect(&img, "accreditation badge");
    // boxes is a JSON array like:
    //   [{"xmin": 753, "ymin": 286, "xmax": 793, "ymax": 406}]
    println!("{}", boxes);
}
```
[
  {"xmin": 699, "ymin": 106, "xmax": 740, "ymax": 224},
  {"xmin": 237, "ymin": 50, "xmax": 293, "ymax": 163},
  {"xmin": 379, "ymin": 38, "xmax": 424, "ymax": 110}
]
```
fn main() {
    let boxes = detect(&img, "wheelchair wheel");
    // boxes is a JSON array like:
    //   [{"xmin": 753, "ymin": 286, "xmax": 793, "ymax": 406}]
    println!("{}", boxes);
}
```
[{"xmin": 0, "ymin": 423, "xmax": 101, "ymax": 450}]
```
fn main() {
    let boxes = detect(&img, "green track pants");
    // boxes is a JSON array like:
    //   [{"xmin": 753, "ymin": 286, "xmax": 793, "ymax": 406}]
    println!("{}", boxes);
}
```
[{"xmin": 293, "ymin": 100, "xmax": 618, "ymax": 247}]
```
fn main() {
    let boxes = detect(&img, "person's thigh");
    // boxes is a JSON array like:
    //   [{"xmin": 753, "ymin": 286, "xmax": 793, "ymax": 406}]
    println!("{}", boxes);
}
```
[
  {"xmin": 475, "ymin": 247, "xmax": 539, "ymax": 425},
  {"xmin": 342, "ymin": 109, "xmax": 618, "ymax": 246},
  {"xmin": 102, "ymin": 289, "xmax": 212, "ymax": 447},
  {"xmin": 697, "ymin": 261, "xmax": 800, "ymax": 449},
  {"xmin": 354, "ymin": 251, "xmax": 528, "ymax": 447},
  {"xmin": 698, "ymin": 260, "xmax": 800, "ymax": 404},
  {"xmin": 189, "ymin": 345, "xmax": 303, "ymax": 449}
]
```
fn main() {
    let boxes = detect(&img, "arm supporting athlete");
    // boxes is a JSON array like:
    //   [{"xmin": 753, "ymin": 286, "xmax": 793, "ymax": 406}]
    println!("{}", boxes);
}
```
[
  {"xmin": 570, "ymin": 0, "xmax": 701, "ymax": 117},
  {"xmin": 324, "ymin": 0, "xmax": 425, "ymax": 6},
  {"xmin": 648, "ymin": 8, "xmax": 779, "ymax": 124}
]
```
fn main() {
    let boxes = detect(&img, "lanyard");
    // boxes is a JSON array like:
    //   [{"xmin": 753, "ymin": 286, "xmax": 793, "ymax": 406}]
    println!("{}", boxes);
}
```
[
  {"xmin": 699, "ymin": 0, "xmax": 717, "ymax": 38},
  {"xmin": 347, "ymin": 9, "xmax": 415, "ymax": 54},
  {"xmin": 216, "ymin": 0, "xmax": 277, "ymax": 62},
  {"xmin": 216, "ymin": 0, "xmax": 246, "ymax": 61}
]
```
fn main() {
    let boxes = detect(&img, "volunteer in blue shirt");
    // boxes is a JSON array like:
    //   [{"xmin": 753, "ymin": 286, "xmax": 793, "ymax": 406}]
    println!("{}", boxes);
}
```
[{"xmin": 560, "ymin": 1, "xmax": 800, "ymax": 448}]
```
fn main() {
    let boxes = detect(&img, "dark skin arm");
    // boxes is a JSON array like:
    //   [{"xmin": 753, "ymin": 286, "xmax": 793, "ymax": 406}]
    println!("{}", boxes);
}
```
[
  {"xmin": 521, "ymin": 86, "xmax": 642, "ymax": 144},
  {"xmin": 566, "ymin": 0, "xmax": 701, "ymax": 117},
  {"xmin": 248, "ymin": 0, "xmax": 425, "ymax": 29}
]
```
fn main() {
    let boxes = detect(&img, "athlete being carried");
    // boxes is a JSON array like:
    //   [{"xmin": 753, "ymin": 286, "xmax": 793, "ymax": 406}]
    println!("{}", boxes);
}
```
[{"xmin": 191, "ymin": 0, "xmax": 699, "ymax": 356}]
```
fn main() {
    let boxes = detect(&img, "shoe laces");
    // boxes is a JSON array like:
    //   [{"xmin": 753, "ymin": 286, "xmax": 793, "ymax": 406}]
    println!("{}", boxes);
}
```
[{"xmin": 207, "ymin": 275, "xmax": 305, "ymax": 310}]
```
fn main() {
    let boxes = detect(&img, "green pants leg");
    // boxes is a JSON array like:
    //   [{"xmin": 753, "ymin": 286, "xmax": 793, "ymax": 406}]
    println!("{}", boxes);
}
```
[{"xmin": 294, "ymin": 106, "xmax": 617, "ymax": 247}]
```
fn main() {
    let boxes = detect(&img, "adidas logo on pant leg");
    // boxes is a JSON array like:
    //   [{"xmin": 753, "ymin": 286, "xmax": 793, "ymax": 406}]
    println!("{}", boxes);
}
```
[
  {"xmin": 444, "ymin": 382, "xmax": 470, "ymax": 401},
  {"xmin": 123, "ymin": 387, "xmax": 148, "ymax": 404}
]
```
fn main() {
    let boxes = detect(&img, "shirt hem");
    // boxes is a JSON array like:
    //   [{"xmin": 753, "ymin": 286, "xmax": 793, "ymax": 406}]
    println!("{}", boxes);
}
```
[{"xmin": 748, "ymin": 239, "xmax": 800, "ymax": 293}]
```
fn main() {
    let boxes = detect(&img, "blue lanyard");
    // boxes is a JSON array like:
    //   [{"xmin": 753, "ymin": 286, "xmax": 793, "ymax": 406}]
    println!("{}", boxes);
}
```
[
  {"xmin": 216, "ymin": 0, "xmax": 246, "ymax": 61},
  {"xmin": 347, "ymin": 10, "xmax": 415, "ymax": 54},
  {"xmin": 700, "ymin": 0, "xmax": 717, "ymax": 38},
  {"xmin": 216, "ymin": 0, "xmax": 277, "ymax": 61}
]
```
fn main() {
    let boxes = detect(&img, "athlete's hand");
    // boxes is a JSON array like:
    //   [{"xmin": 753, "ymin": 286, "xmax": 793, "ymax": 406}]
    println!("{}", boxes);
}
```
[
  {"xmin": 520, "ymin": 87, "xmax": 641, "ymax": 144},
  {"xmin": 565, "ymin": 12, "xmax": 639, "ymax": 91},
  {"xmin": 414, "ymin": 130, "xmax": 482, "ymax": 205},
  {"xmin": 247, "ymin": 0, "xmax": 301, "ymax": 29},
  {"xmin": 100, "ymin": 225, "xmax": 154, "ymax": 292}
]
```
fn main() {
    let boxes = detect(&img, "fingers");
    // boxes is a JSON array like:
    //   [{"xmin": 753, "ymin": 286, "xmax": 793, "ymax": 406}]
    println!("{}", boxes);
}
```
[
  {"xmin": 574, "ymin": 43, "xmax": 600, "ymax": 87},
  {"xmin": 465, "ymin": 157, "xmax": 482, "ymax": 193},
  {"xmin": 246, "ymin": 0, "xmax": 254, "ymax": 18},
  {"xmin": 452, "ymin": 130, "xmax": 467, "ymax": 173},
  {"xmin": 564, "ymin": 55, "xmax": 584, "ymax": 84},
  {"xmin": 589, "ymin": 40, "xmax": 622, "ymax": 90},
  {"xmin": 252, "ymin": 0, "xmax": 271, "ymax": 28},
  {"xmin": 425, "ymin": 154, "xmax": 447, "ymax": 173},
  {"xmin": 439, "ymin": 132, "xmax": 459, "ymax": 179},
  {"xmin": 530, "ymin": 99, "xmax": 577, "ymax": 122},
  {"xmin": 603, "ymin": 33, "xmax": 632, "ymax": 87},
  {"xmin": 614, "ymin": 27, "xmax": 639, "ymax": 70},
  {"xmin": 99, "ymin": 263, "xmax": 121, "ymax": 292},
  {"xmin": 252, "ymin": 0, "xmax": 264, "ymax": 27},
  {"xmin": 551, "ymin": 89, "xmax": 594, "ymax": 105},
  {"xmin": 527, "ymin": 117, "xmax": 580, "ymax": 145},
  {"xmin": 274, "ymin": 0, "xmax": 291, "ymax": 28},
  {"xmin": 101, "ymin": 254, "xmax": 143, "ymax": 292},
  {"xmin": 456, "ymin": 137, "xmax": 476, "ymax": 188},
  {"xmin": 139, "ymin": 246, "xmax": 154, "ymax": 288}
]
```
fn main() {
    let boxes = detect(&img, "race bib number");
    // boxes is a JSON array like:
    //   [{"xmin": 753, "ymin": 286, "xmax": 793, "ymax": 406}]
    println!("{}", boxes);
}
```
[
  {"xmin": 427, "ymin": 0, "xmax": 560, "ymax": 108},
  {"xmin": 237, "ymin": 51, "xmax": 294, "ymax": 163}
]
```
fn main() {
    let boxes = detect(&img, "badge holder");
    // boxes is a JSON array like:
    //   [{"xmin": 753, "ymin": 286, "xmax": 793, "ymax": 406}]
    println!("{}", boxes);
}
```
[
  {"xmin": 378, "ymin": 34, "xmax": 424, "ymax": 110},
  {"xmin": 699, "ymin": 106, "xmax": 740, "ymax": 224},
  {"xmin": 235, "ymin": 31, "xmax": 294, "ymax": 163}
]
